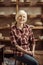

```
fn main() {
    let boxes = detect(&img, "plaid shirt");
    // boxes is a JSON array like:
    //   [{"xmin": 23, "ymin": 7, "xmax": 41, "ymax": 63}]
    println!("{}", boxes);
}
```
[{"xmin": 10, "ymin": 23, "xmax": 35, "ymax": 56}]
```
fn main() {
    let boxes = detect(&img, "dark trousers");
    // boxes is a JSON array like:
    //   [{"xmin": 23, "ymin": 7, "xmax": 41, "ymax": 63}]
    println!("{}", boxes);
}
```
[{"xmin": 14, "ymin": 54, "xmax": 38, "ymax": 65}]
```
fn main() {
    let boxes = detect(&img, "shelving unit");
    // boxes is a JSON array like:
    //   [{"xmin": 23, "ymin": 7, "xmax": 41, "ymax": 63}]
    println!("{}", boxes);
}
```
[
  {"xmin": 0, "ymin": 0, "xmax": 43, "ymax": 48},
  {"xmin": 17, "ymin": 2, "xmax": 43, "ymax": 7},
  {"xmin": 0, "ymin": 0, "xmax": 43, "ymax": 65},
  {"xmin": 32, "ymin": 26, "xmax": 43, "ymax": 29},
  {"xmin": 0, "ymin": 1, "xmax": 43, "ymax": 44}
]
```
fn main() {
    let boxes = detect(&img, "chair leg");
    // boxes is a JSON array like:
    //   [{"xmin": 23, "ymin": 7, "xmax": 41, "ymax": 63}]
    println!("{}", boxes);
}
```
[
  {"xmin": 14, "ymin": 59, "xmax": 27, "ymax": 65},
  {"xmin": 17, "ymin": 61, "xmax": 22, "ymax": 65},
  {"xmin": 15, "ymin": 59, "xmax": 16, "ymax": 65}
]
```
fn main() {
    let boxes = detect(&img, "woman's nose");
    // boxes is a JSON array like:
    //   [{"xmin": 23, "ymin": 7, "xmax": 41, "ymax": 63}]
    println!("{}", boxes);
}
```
[{"xmin": 21, "ymin": 16, "xmax": 23, "ymax": 20}]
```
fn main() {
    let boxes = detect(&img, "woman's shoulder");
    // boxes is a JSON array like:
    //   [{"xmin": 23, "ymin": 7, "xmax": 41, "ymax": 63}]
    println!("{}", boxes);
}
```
[
  {"xmin": 25, "ymin": 24, "xmax": 32, "ymax": 32},
  {"xmin": 11, "ymin": 24, "xmax": 16, "ymax": 29},
  {"xmin": 25, "ymin": 24, "xmax": 31, "ymax": 29}
]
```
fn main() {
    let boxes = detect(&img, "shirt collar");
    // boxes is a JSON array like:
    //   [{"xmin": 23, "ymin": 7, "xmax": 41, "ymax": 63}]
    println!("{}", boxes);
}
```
[{"xmin": 15, "ymin": 22, "xmax": 26, "ymax": 30}]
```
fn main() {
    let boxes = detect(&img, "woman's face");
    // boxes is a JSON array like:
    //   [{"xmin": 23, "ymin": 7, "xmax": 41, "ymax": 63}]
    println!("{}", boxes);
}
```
[{"xmin": 17, "ymin": 14, "xmax": 27, "ymax": 24}]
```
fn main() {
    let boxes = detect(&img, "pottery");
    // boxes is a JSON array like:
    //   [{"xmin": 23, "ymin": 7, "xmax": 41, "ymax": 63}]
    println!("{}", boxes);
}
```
[
  {"xmin": 19, "ymin": 0, "xmax": 24, "ymax": 2},
  {"xmin": 41, "ymin": 0, "xmax": 43, "ymax": 2},
  {"xmin": 11, "ymin": 0, "xmax": 16, "ymax": 2},
  {"xmin": 0, "ymin": 33, "xmax": 2, "ymax": 37},
  {"xmin": 39, "ymin": 36, "xmax": 43, "ymax": 40},
  {"xmin": 34, "ymin": 22, "xmax": 42, "ymax": 26},
  {"xmin": 0, "ymin": 0, "xmax": 4, "ymax": 2},
  {"xmin": 29, "ymin": 0, "xmax": 39, "ymax": 5},
  {"xmin": 26, "ymin": 0, "xmax": 30, "ymax": 2}
]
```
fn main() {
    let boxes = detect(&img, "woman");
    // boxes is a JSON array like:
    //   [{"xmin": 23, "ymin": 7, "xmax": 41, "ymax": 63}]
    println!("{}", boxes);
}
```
[{"xmin": 10, "ymin": 10, "xmax": 38, "ymax": 65}]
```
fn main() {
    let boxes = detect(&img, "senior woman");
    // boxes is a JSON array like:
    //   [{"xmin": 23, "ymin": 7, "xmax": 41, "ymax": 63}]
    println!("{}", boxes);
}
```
[{"xmin": 10, "ymin": 10, "xmax": 38, "ymax": 65}]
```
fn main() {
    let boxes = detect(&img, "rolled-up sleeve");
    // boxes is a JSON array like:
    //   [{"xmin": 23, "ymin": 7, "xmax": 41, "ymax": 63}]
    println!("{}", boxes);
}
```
[
  {"xmin": 10, "ymin": 27, "xmax": 17, "ymax": 47},
  {"xmin": 29, "ymin": 28, "xmax": 35, "ymax": 44},
  {"xmin": 29, "ymin": 27, "xmax": 35, "ymax": 50}
]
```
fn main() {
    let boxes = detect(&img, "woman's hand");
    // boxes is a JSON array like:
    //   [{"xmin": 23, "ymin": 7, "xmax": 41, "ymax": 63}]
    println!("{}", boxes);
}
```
[
  {"xmin": 27, "ymin": 51, "xmax": 33, "ymax": 56},
  {"xmin": 32, "ymin": 51, "xmax": 35, "ymax": 57},
  {"xmin": 16, "ymin": 45, "xmax": 34, "ymax": 56}
]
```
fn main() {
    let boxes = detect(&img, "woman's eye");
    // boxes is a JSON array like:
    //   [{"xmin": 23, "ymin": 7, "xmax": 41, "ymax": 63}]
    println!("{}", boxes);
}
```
[
  {"xmin": 18, "ymin": 15, "xmax": 25, "ymax": 19},
  {"xmin": 19, "ymin": 16, "xmax": 21, "ymax": 19},
  {"xmin": 23, "ymin": 16, "xmax": 25, "ymax": 18}
]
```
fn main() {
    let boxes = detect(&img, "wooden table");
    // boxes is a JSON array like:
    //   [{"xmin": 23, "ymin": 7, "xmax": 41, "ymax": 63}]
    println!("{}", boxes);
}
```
[{"xmin": 0, "ymin": 45, "xmax": 5, "ymax": 65}]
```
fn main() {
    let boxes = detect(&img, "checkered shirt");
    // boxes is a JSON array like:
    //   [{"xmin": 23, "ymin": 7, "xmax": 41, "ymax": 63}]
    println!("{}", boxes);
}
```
[{"xmin": 10, "ymin": 23, "xmax": 35, "ymax": 56}]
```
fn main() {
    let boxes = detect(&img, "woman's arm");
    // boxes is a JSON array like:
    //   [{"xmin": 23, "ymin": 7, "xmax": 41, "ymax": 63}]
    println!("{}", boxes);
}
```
[
  {"xmin": 29, "ymin": 27, "xmax": 35, "ymax": 56},
  {"xmin": 32, "ymin": 42, "xmax": 35, "ymax": 56},
  {"xmin": 15, "ymin": 44, "xmax": 33, "ymax": 55}
]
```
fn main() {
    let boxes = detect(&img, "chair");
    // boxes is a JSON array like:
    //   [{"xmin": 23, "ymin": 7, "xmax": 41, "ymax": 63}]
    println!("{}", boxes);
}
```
[{"xmin": 4, "ymin": 46, "xmax": 26, "ymax": 65}]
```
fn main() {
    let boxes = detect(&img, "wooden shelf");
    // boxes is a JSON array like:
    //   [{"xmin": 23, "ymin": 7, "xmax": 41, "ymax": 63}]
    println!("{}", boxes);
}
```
[
  {"xmin": 10, "ymin": 2, "xmax": 16, "ymax": 6},
  {"xmin": 35, "ymin": 39, "xmax": 43, "ymax": 41},
  {"xmin": 32, "ymin": 26, "xmax": 43, "ymax": 30},
  {"xmin": 0, "ymin": 14, "xmax": 43, "ymax": 19},
  {"xmin": 0, "ymin": 14, "xmax": 16, "ymax": 18},
  {"xmin": 0, "ymin": 39, "xmax": 10, "ymax": 42},
  {"xmin": 0, "ymin": 37, "xmax": 10, "ymax": 42},
  {"xmin": 4, "ymin": 49, "xmax": 14, "ymax": 54},
  {"xmin": 0, "ymin": 44, "xmax": 5, "ymax": 49},
  {"xmin": 28, "ymin": 15, "xmax": 42, "ymax": 19},
  {"xmin": 0, "ymin": 2, "xmax": 16, "ymax": 7},
  {"xmin": 0, "ymin": 27, "xmax": 10, "ymax": 30},
  {"xmin": 0, "ymin": 2, "xmax": 43, "ymax": 7},
  {"xmin": 35, "ymin": 51, "xmax": 43, "ymax": 55},
  {"xmin": 4, "ymin": 50, "xmax": 43, "ymax": 55},
  {"xmin": 0, "ymin": 26, "xmax": 43, "ymax": 30},
  {"xmin": 18, "ymin": 2, "xmax": 43, "ymax": 7}
]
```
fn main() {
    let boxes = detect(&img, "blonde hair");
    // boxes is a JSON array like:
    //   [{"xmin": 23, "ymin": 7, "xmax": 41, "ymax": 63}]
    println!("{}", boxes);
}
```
[{"xmin": 15, "ymin": 10, "xmax": 27, "ymax": 22}]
